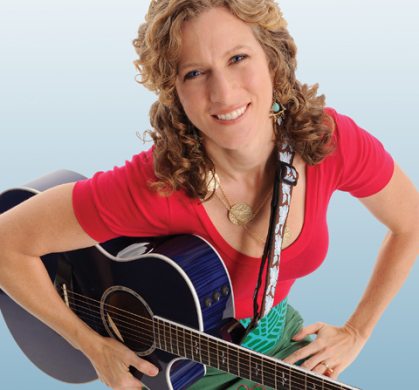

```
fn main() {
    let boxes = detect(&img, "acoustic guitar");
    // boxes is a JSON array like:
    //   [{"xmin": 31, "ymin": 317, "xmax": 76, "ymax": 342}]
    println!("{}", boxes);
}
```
[{"xmin": 0, "ymin": 170, "xmax": 361, "ymax": 390}]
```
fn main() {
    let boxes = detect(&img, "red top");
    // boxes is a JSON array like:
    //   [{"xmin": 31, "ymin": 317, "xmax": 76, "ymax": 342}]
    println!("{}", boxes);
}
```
[{"xmin": 73, "ymin": 108, "xmax": 394, "ymax": 319}]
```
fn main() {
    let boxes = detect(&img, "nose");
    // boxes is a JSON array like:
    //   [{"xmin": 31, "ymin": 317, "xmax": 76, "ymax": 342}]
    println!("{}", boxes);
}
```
[{"xmin": 209, "ymin": 70, "xmax": 234, "ymax": 104}]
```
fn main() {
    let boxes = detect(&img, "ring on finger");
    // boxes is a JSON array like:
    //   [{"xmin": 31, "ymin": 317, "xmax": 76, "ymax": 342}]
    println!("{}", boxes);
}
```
[{"xmin": 320, "ymin": 361, "xmax": 333, "ymax": 376}]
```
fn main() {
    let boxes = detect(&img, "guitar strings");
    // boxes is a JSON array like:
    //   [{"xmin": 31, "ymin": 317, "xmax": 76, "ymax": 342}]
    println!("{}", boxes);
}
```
[
  {"xmin": 58, "ymin": 291, "xmax": 155, "ymax": 340},
  {"xmin": 61, "ymin": 293, "xmax": 341, "ymax": 390},
  {"xmin": 57, "ymin": 288, "xmax": 346, "ymax": 390},
  {"xmin": 59, "ymin": 292, "xmax": 314, "ymax": 389},
  {"xmin": 58, "ymin": 288, "xmax": 343, "ymax": 390},
  {"xmin": 59, "ymin": 289, "xmax": 340, "ymax": 390},
  {"xmin": 60, "ymin": 299, "xmax": 150, "ymax": 347}
]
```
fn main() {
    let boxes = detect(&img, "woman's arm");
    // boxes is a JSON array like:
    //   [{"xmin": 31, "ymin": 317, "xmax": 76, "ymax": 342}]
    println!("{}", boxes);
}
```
[
  {"xmin": 283, "ymin": 162, "xmax": 419, "ymax": 379},
  {"xmin": 0, "ymin": 183, "xmax": 158, "ymax": 389}
]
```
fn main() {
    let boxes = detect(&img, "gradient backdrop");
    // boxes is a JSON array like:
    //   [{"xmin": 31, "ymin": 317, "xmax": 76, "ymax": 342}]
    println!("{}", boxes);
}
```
[{"xmin": 0, "ymin": 0, "xmax": 418, "ymax": 389}]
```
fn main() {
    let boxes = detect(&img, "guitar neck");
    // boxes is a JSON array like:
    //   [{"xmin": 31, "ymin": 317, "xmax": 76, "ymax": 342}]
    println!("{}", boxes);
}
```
[{"xmin": 154, "ymin": 317, "xmax": 360, "ymax": 390}]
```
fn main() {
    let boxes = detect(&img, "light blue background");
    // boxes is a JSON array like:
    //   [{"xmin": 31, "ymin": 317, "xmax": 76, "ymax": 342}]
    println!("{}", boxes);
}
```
[{"xmin": 0, "ymin": 0, "xmax": 418, "ymax": 389}]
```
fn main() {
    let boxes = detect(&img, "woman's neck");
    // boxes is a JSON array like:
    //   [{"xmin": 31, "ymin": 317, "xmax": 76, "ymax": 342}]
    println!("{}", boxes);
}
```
[{"xmin": 205, "ymin": 137, "xmax": 277, "ymax": 187}]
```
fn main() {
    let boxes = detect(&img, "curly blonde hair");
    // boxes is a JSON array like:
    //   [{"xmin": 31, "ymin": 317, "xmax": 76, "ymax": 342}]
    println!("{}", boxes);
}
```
[{"xmin": 133, "ymin": 0, "xmax": 334, "ymax": 198}]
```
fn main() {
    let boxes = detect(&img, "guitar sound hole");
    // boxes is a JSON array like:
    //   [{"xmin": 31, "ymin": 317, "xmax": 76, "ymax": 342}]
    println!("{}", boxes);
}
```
[{"xmin": 103, "ymin": 289, "xmax": 155, "ymax": 355}]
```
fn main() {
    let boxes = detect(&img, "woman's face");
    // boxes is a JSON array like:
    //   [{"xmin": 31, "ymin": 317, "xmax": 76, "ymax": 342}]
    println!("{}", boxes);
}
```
[{"xmin": 175, "ymin": 7, "xmax": 275, "ymax": 154}]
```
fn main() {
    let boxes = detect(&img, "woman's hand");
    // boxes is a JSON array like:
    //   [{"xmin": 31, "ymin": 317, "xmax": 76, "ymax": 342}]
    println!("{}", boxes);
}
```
[
  {"xmin": 282, "ymin": 322, "xmax": 368, "ymax": 380},
  {"xmin": 79, "ymin": 329, "xmax": 158, "ymax": 390}
]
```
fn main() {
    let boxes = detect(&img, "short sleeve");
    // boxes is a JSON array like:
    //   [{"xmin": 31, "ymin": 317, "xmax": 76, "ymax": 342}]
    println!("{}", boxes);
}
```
[
  {"xmin": 72, "ymin": 147, "xmax": 170, "ymax": 243},
  {"xmin": 326, "ymin": 108, "xmax": 394, "ymax": 198}
]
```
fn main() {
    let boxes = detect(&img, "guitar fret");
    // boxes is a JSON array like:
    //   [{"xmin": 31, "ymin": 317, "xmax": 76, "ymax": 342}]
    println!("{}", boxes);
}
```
[
  {"xmin": 217, "ymin": 341, "xmax": 229, "ymax": 374},
  {"xmin": 200, "ymin": 332, "xmax": 210, "ymax": 366},
  {"xmin": 207, "ymin": 337, "xmax": 217, "ymax": 368},
  {"xmin": 238, "ymin": 349, "xmax": 250, "ymax": 381},
  {"xmin": 165, "ymin": 322, "xmax": 171, "ymax": 353},
  {"xmin": 278, "ymin": 366, "xmax": 289, "ymax": 389},
  {"xmin": 275, "ymin": 361, "xmax": 277, "ymax": 389},
  {"xmin": 250, "ymin": 354, "xmax": 262, "ymax": 385},
  {"xmin": 191, "ymin": 332, "xmax": 202, "ymax": 363},
  {"xmin": 182, "ymin": 327, "xmax": 187, "ymax": 358},
  {"xmin": 260, "ymin": 359, "xmax": 275, "ymax": 389},
  {"xmin": 289, "ymin": 366, "xmax": 291, "ymax": 390},
  {"xmin": 307, "ymin": 374, "xmax": 324, "ymax": 390},
  {"xmin": 216, "ymin": 340, "xmax": 220, "ymax": 370},
  {"xmin": 261, "ymin": 359, "xmax": 276, "ymax": 389},
  {"xmin": 184, "ymin": 329, "xmax": 194, "ymax": 360},
  {"xmin": 177, "ymin": 327, "xmax": 186, "ymax": 357},
  {"xmin": 169, "ymin": 323, "xmax": 174, "ymax": 354},
  {"xmin": 162, "ymin": 320, "xmax": 168, "ymax": 352},
  {"xmin": 276, "ymin": 362, "xmax": 308, "ymax": 390},
  {"xmin": 261, "ymin": 356, "xmax": 264, "ymax": 386},
  {"xmin": 279, "ymin": 362, "xmax": 305, "ymax": 390},
  {"xmin": 173, "ymin": 324, "xmax": 180, "ymax": 356},
  {"xmin": 198, "ymin": 334, "xmax": 202, "ymax": 363},
  {"xmin": 228, "ymin": 345, "xmax": 239, "ymax": 377},
  {"xmin": 155, "ymin": 319, "xmax": 162, "ymax": 350}
]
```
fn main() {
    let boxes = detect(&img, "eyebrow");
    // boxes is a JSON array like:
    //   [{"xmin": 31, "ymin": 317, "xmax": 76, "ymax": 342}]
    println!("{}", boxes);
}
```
[{"xmin": 178, "ymin": 44, "xmax": 251, "ymax": 72}]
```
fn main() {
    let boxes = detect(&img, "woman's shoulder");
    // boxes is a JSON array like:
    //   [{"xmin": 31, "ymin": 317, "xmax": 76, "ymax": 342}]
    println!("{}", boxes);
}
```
[
  {"xmin": 323, "ymin": 106, "xmax": 384, "ymax": 153},
  {"xmin": 126, "ymin": 145, "xmax": 156, "ymax": 179},
  {"xmin": 92, "ymin": 145, "xmax": 158, "ymax": 191},
  {"xmin": 72, "ymin": 144, "xmax": 174, "ymax": 242},
  {"xmin": 324, "ymin": 107, "xmax": 359, "ymax": 140},
  {"xmin": 321, "ymin": 107, "xmax": 394, "ymax": 198}
]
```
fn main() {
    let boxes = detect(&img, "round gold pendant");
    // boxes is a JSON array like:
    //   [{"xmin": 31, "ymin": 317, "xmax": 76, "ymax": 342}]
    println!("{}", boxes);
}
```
[
  {"xmin": 228, "ymin": 203, "xmax": 253, "ymax": 226},
  {"xmin": 282, "ymin": 226, "xmax": 291, "ymax": 248}
]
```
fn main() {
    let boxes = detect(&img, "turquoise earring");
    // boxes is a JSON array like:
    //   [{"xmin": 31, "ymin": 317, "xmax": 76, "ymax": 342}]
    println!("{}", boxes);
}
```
[
  {"xmin": 190, "ymin": 124, "xmax": 201, "ymax": 151},
  {"xmin": 270, "ymin": 92, "xmax": 286, "ymax": 125}
]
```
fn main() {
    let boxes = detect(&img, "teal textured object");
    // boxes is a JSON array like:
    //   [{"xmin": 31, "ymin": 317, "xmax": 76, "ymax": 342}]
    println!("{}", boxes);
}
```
[
  {"xmin": 239, "ymin": 297, "xmax": 288, "ymax": 354},
  {"xmin": 272, "ymin": 102, "xmax": 280, "ymax": 112}
]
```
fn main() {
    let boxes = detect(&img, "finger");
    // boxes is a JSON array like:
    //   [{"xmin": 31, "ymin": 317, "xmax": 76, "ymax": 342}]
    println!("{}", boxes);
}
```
[
  {"xmin": 282, "ymin": 342, "xmax": 319, "ymax": 364},
  {"xmin": 328, "ymin": 363, "xmax": 343, "ymax": 381},
  {"xmin": 130, "ymin": 355, "xmax": 159, "ymax": 377},
  {"xmin": 312, "ymin": 361, "xmax": 334, "ymax": 377},
  {"xmin": 292, "ymin": 322, "xmax": 324, "ymax": 341},
  {"xmin": 299, "ymin": 352, "xmax": 331, "ymax": 372},
  {"xmin": 283, "ymin": 340, "xmax": 327, "ymax": 369}
]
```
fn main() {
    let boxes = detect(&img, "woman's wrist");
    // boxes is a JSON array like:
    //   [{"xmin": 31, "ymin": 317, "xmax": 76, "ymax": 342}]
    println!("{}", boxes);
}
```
[
  {"xmin": 342, "ymin": 321, "xmax": 369, "ymax": 344},
  {"xmin": 343, "ymin": 308, "xmax": 376, "ymax": 343},
  {"xmin": 60, "ymin": 316, "xmax": 101, "ymax": 355}
]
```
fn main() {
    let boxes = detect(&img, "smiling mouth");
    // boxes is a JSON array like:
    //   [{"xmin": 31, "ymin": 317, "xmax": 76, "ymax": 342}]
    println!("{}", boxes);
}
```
[{"xmin": 213, "ymin": 104, "xmax": 249, "ymax": 121}]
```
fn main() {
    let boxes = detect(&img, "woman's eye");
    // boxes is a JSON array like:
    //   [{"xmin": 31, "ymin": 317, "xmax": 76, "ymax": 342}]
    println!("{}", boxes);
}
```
[
  {"xmin": 185, "ymin": 70, "xmax": 200, "ymax": 80},
  {"xmin": 232, "ymin": 55, "xmax": 247, "ymax": 63}
]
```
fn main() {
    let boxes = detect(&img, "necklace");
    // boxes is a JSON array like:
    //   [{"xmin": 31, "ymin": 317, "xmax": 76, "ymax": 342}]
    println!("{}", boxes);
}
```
[
  {"xmin": 213, "ymin": 175, "xmax": 291, "ymax": 247},
  {"xmin": 216, "ymin": 178, "xmax": 272, "ymax": 226},
  {"xmin": 215, "ymin": 190, "xmax": 267, "ymax": 244}
]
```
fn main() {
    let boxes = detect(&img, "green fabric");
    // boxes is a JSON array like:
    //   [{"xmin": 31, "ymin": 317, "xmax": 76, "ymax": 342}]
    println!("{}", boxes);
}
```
[
  {"xmin": 186, "ymin": 304, "xmax": 312, "ymax": 390},
  {"xmin": 238, "ymin": 297, "xmax": 288, "ymax": 354}
]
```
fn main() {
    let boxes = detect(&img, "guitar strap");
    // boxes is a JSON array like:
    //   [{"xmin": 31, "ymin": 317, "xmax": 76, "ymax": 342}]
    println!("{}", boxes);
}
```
[{"xmin": 239, "ymin": 142, "xmax": 298, "ymax": 343}]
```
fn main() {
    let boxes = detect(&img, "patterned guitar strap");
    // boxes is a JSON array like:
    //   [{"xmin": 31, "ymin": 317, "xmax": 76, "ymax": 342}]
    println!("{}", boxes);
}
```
[{"xmin": 239, "ymin": 142, "xmax": 298, "ymax": 343}]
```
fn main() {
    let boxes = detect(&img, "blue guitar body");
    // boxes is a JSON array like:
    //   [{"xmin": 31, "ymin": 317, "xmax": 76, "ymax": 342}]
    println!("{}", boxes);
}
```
[{"xmin": 0, "ymin": 170, "xmax": 236, "ymax": 390}]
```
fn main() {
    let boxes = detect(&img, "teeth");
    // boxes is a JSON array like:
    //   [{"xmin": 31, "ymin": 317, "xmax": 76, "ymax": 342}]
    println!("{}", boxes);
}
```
[{"xmin": 217, "ymin": 104, "xmax": 247, "ymax": 121}]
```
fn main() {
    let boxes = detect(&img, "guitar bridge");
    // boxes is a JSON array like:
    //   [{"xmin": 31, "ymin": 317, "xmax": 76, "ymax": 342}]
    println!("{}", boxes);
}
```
[
  {"xmin": 61, "ymin": 283, "xmax": 70, "ymax": 308},
  {"xmin": 54, "ymin": 255, "xmax": 75, "ymax": 311}
]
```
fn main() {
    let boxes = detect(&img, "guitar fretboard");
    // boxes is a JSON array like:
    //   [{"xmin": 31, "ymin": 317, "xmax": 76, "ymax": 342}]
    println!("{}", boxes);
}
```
[{"xmin": 154, "ymin": 317, "xmax": 358, "ymax": 390}]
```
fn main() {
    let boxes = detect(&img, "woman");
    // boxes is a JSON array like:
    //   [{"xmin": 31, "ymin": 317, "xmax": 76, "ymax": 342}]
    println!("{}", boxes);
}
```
[{"xmin": 0, "ymin": 1, "xmax": 418, "ymax": 389}]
